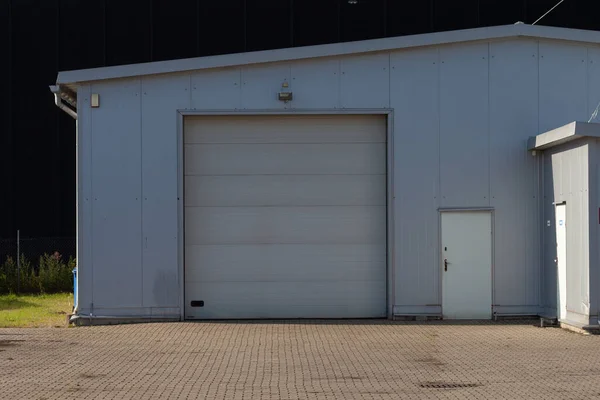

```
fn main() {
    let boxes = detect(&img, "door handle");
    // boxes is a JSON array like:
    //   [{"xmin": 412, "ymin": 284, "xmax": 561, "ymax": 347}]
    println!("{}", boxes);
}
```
[{"xmin": 444, "ymin": 258, "xmax": 448, "ymax": 271}]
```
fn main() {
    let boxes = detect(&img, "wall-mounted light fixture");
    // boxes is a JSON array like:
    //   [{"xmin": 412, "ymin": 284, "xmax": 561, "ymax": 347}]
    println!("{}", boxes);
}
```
[{"xmin": 278, "ymin": 92, "xmax": 293, "ymax": 102}]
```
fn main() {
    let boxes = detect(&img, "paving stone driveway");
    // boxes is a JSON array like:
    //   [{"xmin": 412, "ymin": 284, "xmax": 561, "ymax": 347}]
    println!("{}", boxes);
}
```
[{"xmin": 1, "ymin": 320, "xmax": 600, "ymax": 399}]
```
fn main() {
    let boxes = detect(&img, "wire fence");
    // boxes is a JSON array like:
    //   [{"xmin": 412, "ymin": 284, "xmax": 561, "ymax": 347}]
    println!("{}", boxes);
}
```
[{"xmin": 0, "ymin": 235, "xmax": 76, "ymax": 265}]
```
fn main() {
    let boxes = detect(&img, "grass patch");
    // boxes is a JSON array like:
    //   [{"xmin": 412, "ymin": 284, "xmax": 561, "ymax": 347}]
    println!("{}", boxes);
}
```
[{"xmin": 0, "ymin": 293, "xmax": 73, "ymax": 328}]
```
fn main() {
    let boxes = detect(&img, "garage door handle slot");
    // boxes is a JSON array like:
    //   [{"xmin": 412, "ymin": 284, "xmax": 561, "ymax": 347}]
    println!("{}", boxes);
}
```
[{"xmin": 444, "ymin": 258, "xmax": 448, "ymax": 272}]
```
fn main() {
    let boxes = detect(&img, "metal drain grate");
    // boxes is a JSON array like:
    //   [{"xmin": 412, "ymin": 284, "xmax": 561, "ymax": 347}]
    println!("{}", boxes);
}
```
[{"xmin": 420, "ymin": 382, "xmax": 481, "ymax": 389}]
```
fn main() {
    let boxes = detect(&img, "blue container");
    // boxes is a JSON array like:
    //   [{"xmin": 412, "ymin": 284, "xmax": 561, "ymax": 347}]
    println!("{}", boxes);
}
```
[{"xmin": 72, "ymin": 268, "xmax": 78, "ymax": 311}]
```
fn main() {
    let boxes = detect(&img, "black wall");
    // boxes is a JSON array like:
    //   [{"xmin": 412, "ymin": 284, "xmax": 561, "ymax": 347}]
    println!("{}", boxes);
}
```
[{"xmin": 2, "ymin": 0, "xmax": 600, "ymax": 239}]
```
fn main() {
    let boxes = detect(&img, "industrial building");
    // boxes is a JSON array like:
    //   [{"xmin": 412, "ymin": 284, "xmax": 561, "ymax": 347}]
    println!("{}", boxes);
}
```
[{"xmin": 52, "ymin": 23, "xmax": 600, "ymax": 330}]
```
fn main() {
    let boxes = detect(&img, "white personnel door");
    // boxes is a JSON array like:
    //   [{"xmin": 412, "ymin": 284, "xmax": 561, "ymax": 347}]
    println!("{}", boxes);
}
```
[
  {"xmin": 441, "ymin": 211, "xmax": 492, "ymax": 319},
  {"xmin": 555, "ymin": 203, "xmax": 567, "ymax": 321},
  {"xmin": 184, "ymin": 115, "xmax": 387, "ymax": 319}
]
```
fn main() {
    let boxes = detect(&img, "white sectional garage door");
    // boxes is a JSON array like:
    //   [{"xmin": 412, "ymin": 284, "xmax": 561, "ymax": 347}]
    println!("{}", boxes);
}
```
[{"xmin": 184, "ymin": 115, "xmax": 387, "ymax": 319}]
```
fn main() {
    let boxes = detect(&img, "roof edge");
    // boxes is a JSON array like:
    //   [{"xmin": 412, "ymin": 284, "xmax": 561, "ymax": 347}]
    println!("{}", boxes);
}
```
[
  {"xmin": 527, "ymin": 122, "xmax": 600, "ymax": 151},
  {"xmin": 57, "ymin": 24, "xmax": 600, "ymax": 86}
]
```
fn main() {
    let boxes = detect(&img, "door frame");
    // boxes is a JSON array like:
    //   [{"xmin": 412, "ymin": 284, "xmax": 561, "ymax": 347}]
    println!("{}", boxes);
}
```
[
  {"xmin": 176, "ymin": 109, "xmax": 395, "ymax": 320},
  {"xmin": 438, "ymin": 208, "xmax": 495, "ymax": 318},
  {"xmin": 554, "ymin": 201, "xmax": 567, "ymax": 321}
]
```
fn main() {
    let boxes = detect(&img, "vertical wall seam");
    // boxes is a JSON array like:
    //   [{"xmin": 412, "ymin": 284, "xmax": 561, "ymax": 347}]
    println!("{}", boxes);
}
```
[
  {"xmin": 89, "ymin": 85, "xmax": 94, "ymax": 308},
  {"xmin": 436, "ymin": 47, "xmax": 441, "ymax": 303},
  {"xmin": 487, "ymin": 41, "xmax": 493, "ymax": 305},
  {"xmin": 540, "ymin": 151, "xmax": 545, "ymax": 309},
  {"xmin": 387, "ymin": 53, "xmax": 391, "ymax": 108},
  {"xmin": 337, "ymin": 59, "xmax": 342, "ymax": 108},
  {"xmin": 487, "ymin": 42, "xmax": 491, "ymax": 207},
  {"xmin": 189, "ymin": 74, "xmax": 193, "ymax": 107},
  {"xmin": 140, "ymin": 78, "xmax": 144, "ymax": 307}
]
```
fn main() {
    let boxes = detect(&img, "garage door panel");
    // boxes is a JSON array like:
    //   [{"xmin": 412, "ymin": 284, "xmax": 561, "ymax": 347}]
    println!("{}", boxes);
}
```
[
  {"xmin": 184, "ymin": 115, "xmax": 387, "ymax": 319},
  {"xmin": 185, "ymin": 206, "xmax": 386, "ymax": 245},
  {"xmin": 184, "ymin": 115, "xmax": 387, "ymax": 144},
  {"xmin": 184, "ymin": 281, "xmax": 387, "ymax": 319},
  {"xmin": 185, "ymin": 175, "xmax": 386, "ymax": 207},
  {"xmin": 185, "ymin": 244, "xmax": 386, "ymax": 282},
  {"xmin": 184, "ymin": 143, "xmax": 386, "ymax": 176}
]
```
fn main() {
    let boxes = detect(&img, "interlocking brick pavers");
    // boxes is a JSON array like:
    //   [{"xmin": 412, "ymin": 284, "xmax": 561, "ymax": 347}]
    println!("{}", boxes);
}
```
[{"xmin": 1, "ymin": 321, "xmax": 600, "ymax": 399}]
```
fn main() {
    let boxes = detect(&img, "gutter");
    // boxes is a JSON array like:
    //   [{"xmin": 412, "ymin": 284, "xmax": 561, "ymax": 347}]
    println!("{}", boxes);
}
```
[{"xmin": 49, "ymin": 85, "xmax": 77, "ymax": 119}]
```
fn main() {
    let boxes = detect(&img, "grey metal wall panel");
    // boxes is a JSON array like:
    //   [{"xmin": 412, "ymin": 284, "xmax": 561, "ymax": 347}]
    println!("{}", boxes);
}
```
[
  {"xmin": 439, "ymin": 43, "xmax": 490, "ymax": 207},
  {"xmin": 90, "ymin": 79, "xmax": 143, "ymax": 309},
  {"xmin": 77, "ymin": 84, "xmax": 93, "ymax": 314},
  {"xmin": 389, "ymin": 47, "xmax": 440, "ymax": 307},
  {"xmin": 241, "ymin": 63, "xmax": 291, "ymax": 109},
  {"xmin": 191, "ymin": 68, "xmax": 242, "ymax": 110},
  {"xmin": 539, "ymin": 42, "xmax": 588, "ymax": 133},
  {"xmin": 290, "ymin": 59, "xmax": 340, "ymax": 109},
  {"xmin": 489, "ymin": 40, "xmax": 540, "ymax": 308},
  {"xmin": 587, "ymin": 48, "xmax": 600, "ymax": 120},
  {"xmin": 340, "ymin": 53, "xmax": 390, "ymax": 109},
  {"xmin": 140, "ymin": 75, "xmax": 190, "ymax": 308}
]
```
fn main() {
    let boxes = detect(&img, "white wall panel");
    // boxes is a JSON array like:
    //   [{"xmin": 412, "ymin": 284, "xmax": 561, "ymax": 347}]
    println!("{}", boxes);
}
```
[
  {"xmin": 489, "ymin": 40, "xmax": 540, "ymax": 307},
  {"xmin": 390, "ymin": 48, "xmax": 440, "ymax": 307},
  {"xmin": 340, "ymin": 53, "xmax": 389, "ymax": 108},
  {"xmin": 290, "ymin": 59, "xmax": 340, "ymax": 109},
  {"xmin": 141, "ymin": 75, "xmax": 190, "ymax": 308},
  {"xmin": 439, "ymin": 43, "xmax": 490, "ymax": 207},
  {"xmin": 539, "ymin": 42, "xmax": 588, "ymax": 133},
  {"xmin": 191, "ymin": 68, "xmax": 241, "ymax": 110},
  {"xmin": 90, "ymin": 79, "xmax": 142, "ymax": 308},
  {"xmin": 241, "ymin": 63, "xmax": 290, "ymax": 109}
]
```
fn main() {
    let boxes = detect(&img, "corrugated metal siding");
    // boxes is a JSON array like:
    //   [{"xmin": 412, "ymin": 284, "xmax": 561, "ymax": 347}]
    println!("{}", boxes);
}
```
[{"xmin": 80, "ymin": 37, "xmax": 600, "ymax": 316}]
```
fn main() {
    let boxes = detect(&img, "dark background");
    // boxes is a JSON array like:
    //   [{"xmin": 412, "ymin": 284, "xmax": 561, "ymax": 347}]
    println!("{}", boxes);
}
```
[{"xmin": 1, "ymin": 0, "xmax": 600, "ymax": 244}]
